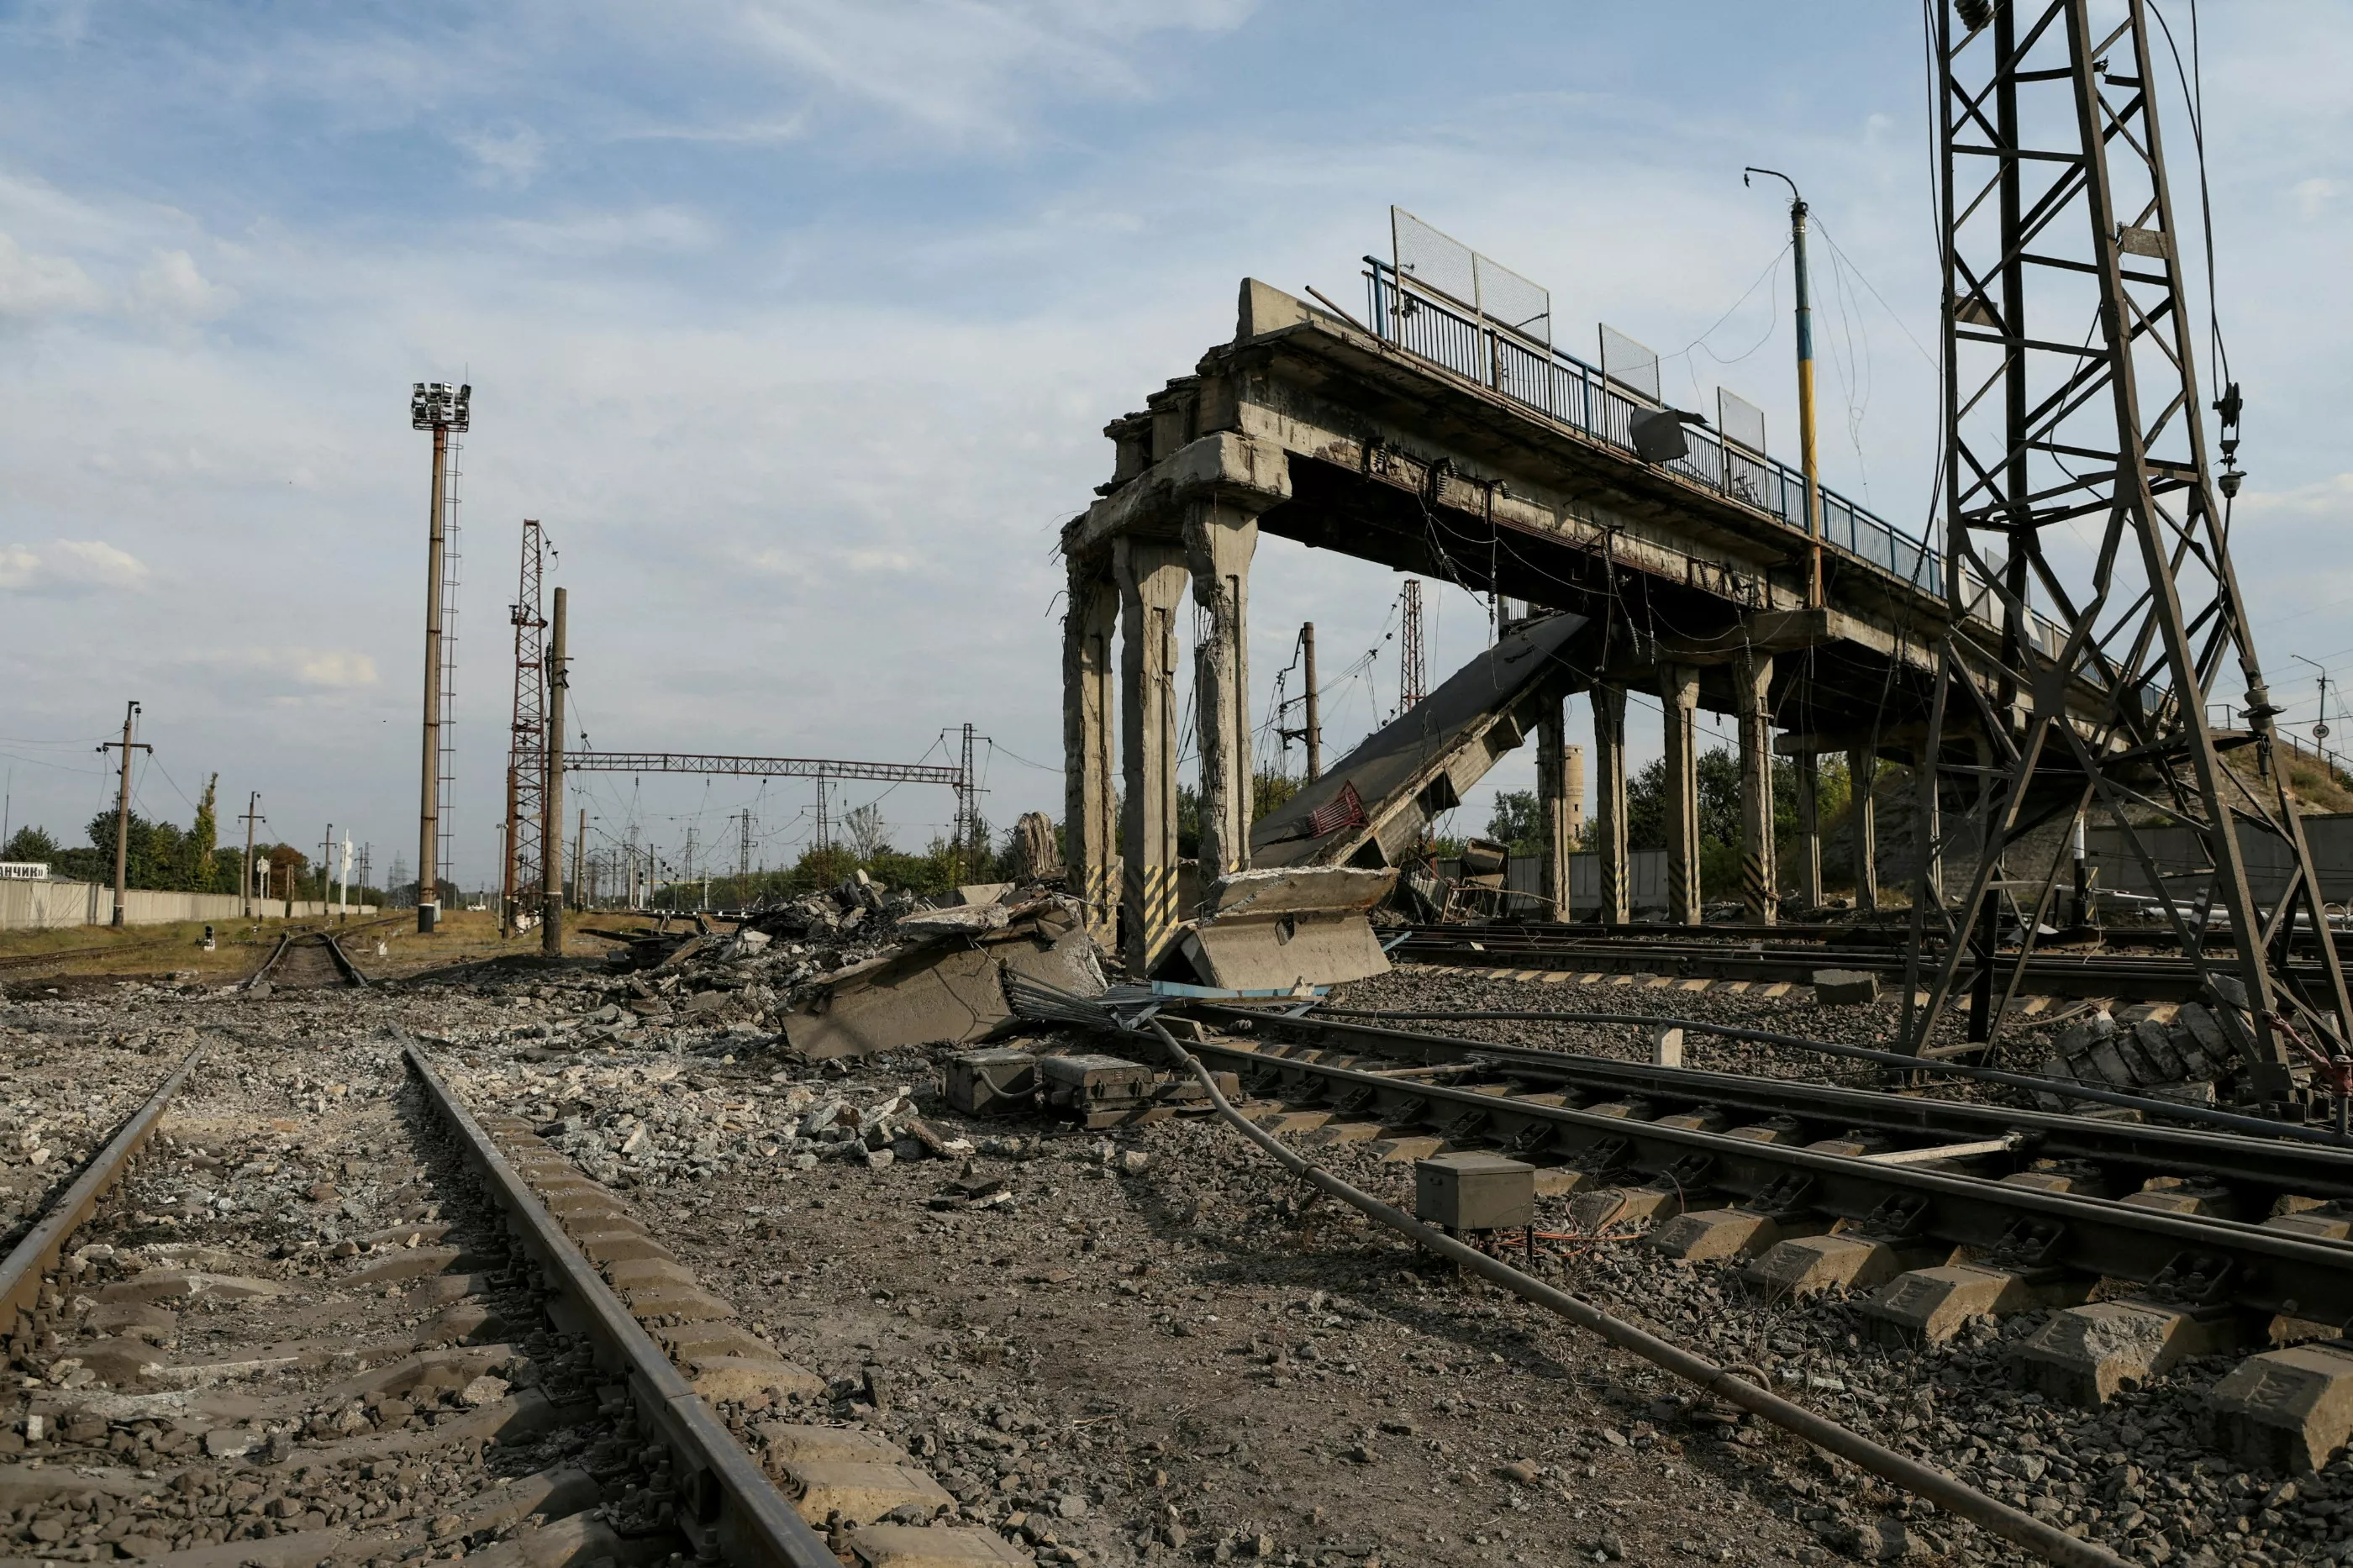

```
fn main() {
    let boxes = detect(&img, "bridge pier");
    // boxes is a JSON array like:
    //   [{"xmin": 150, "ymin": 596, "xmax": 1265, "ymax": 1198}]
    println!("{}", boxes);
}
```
[
  {"xmin": 1661, "ymin": 664, "xmax": 1703, "ymax": 924},
  {"xmin": 1592, "ymin": 683, "xmax": 1631, "ymax": 923},
  {"xmin": 1062, "ymin": 555, "xmax": 1122, "ymax": 943},
  {"xmin": 1117, "ymin": 536, "xmax": 1190, "ymax": 971},
  {"xmin": 1735, "ymin": 652, "xmax": 1777, "ymax": 925},
  {"xmin": 1849, "ymin": 746, "xmax": 1879, "ymax": 911},
  {"xmin": 1794, "ymin": 752, "xmax": 1824, "ymax": 910},
  {"xmin": 1537, "ymin": 695, "xmax": 1578, "ymax": 919},
  {"xmin": 1184, "ymin": 498, "xmax": 1261, "ymax": 881}
]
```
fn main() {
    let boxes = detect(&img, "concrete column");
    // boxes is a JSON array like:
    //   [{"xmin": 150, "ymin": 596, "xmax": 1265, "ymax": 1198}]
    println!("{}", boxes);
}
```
[
  {"xmin": 1118, "ymin": 536, "xmax": 1189, "ymax": 972},
  {"xmin": 1916, "ymin": 740, "xmax": 1944, "ymax": 910},
  {"xmin": 1661, "ymin": 665, "xmax": 1703, "ymax": 925},
  {"xmin": 1794, "ymin": 752, "xmax": 1824, "ymax": 909},
  {"xmin": 1537, "ymin": 693, "xmax": 1573, "ymax": 919},
  {"xmin": 1592, "ymin": 683, "xmax": 1630, "ymax": 923},
  {"xmin": 1734, "ymin": 652, "xmax": 1777, "ymax": 925},
  {"xmin": 1061, "ymin": 552, "xmax": 1121, "ymax": 942},
  {"xmin": 1183, "ymin": 499, "xmax": 1260, "ymax": 885},
  {"xmin": 1849, "ymin": 746, "xmax": 1879, "ymax": 911}
]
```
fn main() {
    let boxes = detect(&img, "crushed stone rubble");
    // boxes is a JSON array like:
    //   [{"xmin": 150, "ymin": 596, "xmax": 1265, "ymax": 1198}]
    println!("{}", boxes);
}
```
[{"xmin": 0, "ymin": 939, "xmax": 2345, "ymax": 1565}]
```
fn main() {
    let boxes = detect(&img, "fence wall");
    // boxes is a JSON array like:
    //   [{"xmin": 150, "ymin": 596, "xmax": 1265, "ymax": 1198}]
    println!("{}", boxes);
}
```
[
  {"xmin": 2087, "ymin": 813, "xmax": 2353, "ymax": 908},
  {"xmin": 0, "ymin": 881, "xmax": 376, "ymax": 932}
]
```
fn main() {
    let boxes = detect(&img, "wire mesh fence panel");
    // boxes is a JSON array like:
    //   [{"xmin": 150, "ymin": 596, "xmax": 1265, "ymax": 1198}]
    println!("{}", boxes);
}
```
[
  {"xmin": 1598, "ymin": 324, "xmax": 1661, "ymax": 403},
  {"xmin": 1717, "ymin": 387, "xmax": 1767, "ymax": 455},
  {"xmin": 1475, "ymin": 252, "xmax": 1551, "ymax": 346},
  {"xmin": 1392, "ymin": 208, "xmax": 1480, "ymax": 314}
]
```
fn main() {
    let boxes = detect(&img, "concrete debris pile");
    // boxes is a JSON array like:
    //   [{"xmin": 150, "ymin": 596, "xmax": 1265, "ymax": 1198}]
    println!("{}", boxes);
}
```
[
  {"xmin": 2034, "ymin": 999, "xmax": 2247, "ymax": 1107},
  {"xmin": 776, "ymin": 882, "xmax": 1108, "ymax": 1063},
  {"xmin": 454, "ymin": 1059, "xmax": 976, "ymax": 1186},
  {"xmin": 945, "ymin": 1045, "xmax": 1239, "ymax": 1129}
]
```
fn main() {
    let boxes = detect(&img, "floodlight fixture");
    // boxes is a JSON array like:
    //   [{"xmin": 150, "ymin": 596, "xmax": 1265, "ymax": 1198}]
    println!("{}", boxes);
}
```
[{"xmin": 410, "ymin": 381, "xmax": 472, "ymax": 433}]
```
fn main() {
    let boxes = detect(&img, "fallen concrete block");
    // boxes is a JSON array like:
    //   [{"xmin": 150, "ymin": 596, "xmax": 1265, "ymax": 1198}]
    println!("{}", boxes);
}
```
[
  {"xmin": 1166, "ymin": 866, "xmax": 1396, "ymax": 991},
  {"xmin": 786, "ymin": 917, "xmax": 1104, "ymax": 1061},
  {"xmin": 1811, "ymin": 970, "xmax": 1879, "ymax": 1006}
]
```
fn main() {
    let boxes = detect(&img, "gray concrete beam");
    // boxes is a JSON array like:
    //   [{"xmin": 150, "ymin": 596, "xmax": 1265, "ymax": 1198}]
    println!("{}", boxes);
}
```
[
  {"xmin": 1185, "ymin": 497, "xmax": 1261, "ymax": 882},
  {"xmin": 1537, "ymin": 696, "xmax": 1572, "ymax": 919},
  {"xmin": 1849, "ymin": 746, "xmax": 1880, "ymax": 911},
  {"xmin": 1592, "ymin": 683, "xmax": 1631, "ymax": 923},
  {"xmin": 1793, "ymin": 751, "xmax": 1824, "ymax": 909},
  {"xmin": 1068, "ymin": 431, "xmax": 1290, "ymax": 558},
  {"xmin": 1661, "ymin": 665, "xmax": 1703, "ymax": 925},
  {"xmin": 1118, "ymin": 537, "xmax": 1189, "ymax": 972},
  {"xmin": 1734, "ymin": 651, "xmax": 1777, "ymax": 924},
  {"xmin": 1061, "ymin": 555, "xmax": 1121, "ymax": 943}
]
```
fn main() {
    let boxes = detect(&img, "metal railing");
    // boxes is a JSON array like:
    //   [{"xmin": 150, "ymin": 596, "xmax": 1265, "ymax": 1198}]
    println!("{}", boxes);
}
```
[
  {"xmin": 1368, "ymin": 258, "xmax": 1943, "ymax": 591},
  {"xmin": 1361, "ymin": 258, "xmax": 2090, "ymax": 666}
]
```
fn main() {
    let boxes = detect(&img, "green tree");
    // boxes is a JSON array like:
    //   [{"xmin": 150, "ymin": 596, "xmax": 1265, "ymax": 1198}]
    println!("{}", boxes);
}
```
[
  {"xmin": 187, "ymin": 775, "xmax": 221, "ymax": 892},
  {"xmin": 3, "ymin": 826, "xmax": 59, "ymax": 864},
  {"xmin": 1487, "ymin": 790, "xmax": 1544, "ymax": 855}
]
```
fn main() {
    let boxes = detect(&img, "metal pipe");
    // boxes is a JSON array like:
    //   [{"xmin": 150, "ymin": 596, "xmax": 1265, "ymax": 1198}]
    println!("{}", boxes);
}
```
[
  {"xmin": 1302, "ymin": 1005, "xmax": 2353, "ymax": 1148},
  {"xmin": 1138, "ymin": 1017, "xmax": 2131, "ymax": 1568}
]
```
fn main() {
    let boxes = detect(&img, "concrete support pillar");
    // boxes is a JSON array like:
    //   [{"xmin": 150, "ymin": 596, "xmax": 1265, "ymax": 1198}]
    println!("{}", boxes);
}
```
[
  {"xmin": 1734, "ymin": 652, "xmax": 1777, "ymax": 925},
  {"xmin": 1592, "ymin": 684, "xmax": 1630, "ymax": 923},
  {"xmin": 1916, "ymin": 739, "xmax": 1944, "ymax": 911},
  {"xmin": 1061, "ymin": 552, "xmax": 1121, "ymax": 942},
  {"xmin": 1661, "ymin": 665, "xmax": 1703, "ymax": 925},
  {"xmin": 1117, "ymin": 536, "xmax": 1189, "ymax": 972},
  {"xmin": 1183, "ymin": 500, "xmax": 1260, "ymax": 884},
  {"xmin": 1794, "ymin": 752, "xmax": 1824, "ymax": 910},
  {"xmin": 1537, "ymin": 693, "xmax": 1574, "ymax": 920},
  {"xmin": 1849, "ymin": 746, "xmax": 1879, "ymax": 911}
]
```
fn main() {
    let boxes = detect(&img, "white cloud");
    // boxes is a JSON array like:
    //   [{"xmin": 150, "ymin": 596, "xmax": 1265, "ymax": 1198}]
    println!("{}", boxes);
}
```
[
  {"xmin": 200, "ymin": 647, "xmax": 379, "ymax": 688},
  {"xmin": 0, "ymin": 539, "xmax": 150, "ymax": 596},
  {"xmin": 457, "ymin": 127, "xmax": 547, "ymax": 188},
  {"xmin": 2237, "ymin": 473, "xmax": 2353, "ymax": 519},
  {"xmin": 0, "ymin": 231, "xmax": 104, "ymax": 321},
  {"xmin": 128, "ymin": 250, "xmax": 234, "ymax": 323},
  {"xmin": 2293, "ymin": 178, "xmax": 2345, "ymax": 221}
]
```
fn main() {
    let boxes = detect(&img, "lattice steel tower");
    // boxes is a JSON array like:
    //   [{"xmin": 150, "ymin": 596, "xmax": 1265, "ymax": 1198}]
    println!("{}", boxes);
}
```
[
  {"xmin": 1909, "ymin": 0, "xmax": 2349, "ymax": 1102},
  {"xmin": 503, "ymin": 519, "xmax": 550, "ymax": 934},
  {"xmin": 1399, "ymin": 580, "xmax": 1427, "ymax": 711}
]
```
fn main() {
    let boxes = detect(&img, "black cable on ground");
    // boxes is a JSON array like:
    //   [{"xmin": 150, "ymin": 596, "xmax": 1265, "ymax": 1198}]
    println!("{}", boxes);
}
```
[
  {"xmin": 1297, "ymin": 1005, "xmax": 2353, "ymax": 1150},
  {"xmin": 1133, "ymin": 1016, "xmax": 2134, "ymax": 1568}
]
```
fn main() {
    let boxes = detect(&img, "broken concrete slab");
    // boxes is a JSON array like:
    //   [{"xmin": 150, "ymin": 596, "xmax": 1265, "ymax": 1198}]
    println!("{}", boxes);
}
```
[
  {"xmin": 1163, "ymin": 865, "xmax": 1395, "ymax": 991},
  {"xmin": 782, "ymin": 913, "xmax": 1107, "ymax": 1061},
  {"xmin": 1811, "ymin": 970, "xmax": 1879, "ymax": 1006}
]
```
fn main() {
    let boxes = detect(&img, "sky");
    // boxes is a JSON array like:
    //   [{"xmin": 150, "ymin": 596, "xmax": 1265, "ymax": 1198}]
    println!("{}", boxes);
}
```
[{"xmin": 1, "ymin": 0, "xmax": 2347, "ymax": 894}]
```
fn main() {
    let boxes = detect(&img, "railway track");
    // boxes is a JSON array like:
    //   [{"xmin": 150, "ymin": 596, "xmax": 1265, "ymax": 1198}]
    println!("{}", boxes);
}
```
[
  {"xmin": 1151, "ymin": 1001, "xmax": 2353, "ymax": 1466},
  {"xmin": 1395, "ymin": 922, "xmax": 2340, "ymax": 1005},
  {"xmin": 0, "ymin": 1028, "xmax": 1019, "ymax": 1568},
  {"xmin": 243, "ymin": 931, "xmax": 369, "ymax": 992}
]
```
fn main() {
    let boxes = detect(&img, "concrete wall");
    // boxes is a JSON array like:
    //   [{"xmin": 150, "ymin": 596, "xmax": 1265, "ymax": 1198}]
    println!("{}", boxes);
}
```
[
  {"xmin": 0, "ymin": 881, "xmax": 376, "ymax": 932},
  {"xmin": 2087, "ymin": 813, "xmax": 2353, "ymax": 907}
]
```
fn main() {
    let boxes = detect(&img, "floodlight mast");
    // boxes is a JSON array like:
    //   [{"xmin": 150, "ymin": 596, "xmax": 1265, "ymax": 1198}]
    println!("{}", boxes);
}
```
[
  {"xmin": 412, "ymin": 380, "xmax": 470, "ymax": 934},
  {"xmin": 1909, "ymin": 0, "xmax": 2350, "ymax": 1105}
]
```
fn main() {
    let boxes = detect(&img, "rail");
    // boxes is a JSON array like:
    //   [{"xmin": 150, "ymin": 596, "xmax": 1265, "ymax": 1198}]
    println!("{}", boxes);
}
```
[
  {"xmin": 1361, "ymin": 258, "xmax": 2071, "ymax": 662},
  {"xmin": 403, "ymin": 1034, "xmax": 837, "ymax": 1568}
]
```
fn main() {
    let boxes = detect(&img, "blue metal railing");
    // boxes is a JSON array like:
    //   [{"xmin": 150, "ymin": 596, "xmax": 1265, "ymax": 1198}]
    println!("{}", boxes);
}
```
[{"xmin": 1366, "ymin": 258, "xmax": 1940, "ymax": 593}]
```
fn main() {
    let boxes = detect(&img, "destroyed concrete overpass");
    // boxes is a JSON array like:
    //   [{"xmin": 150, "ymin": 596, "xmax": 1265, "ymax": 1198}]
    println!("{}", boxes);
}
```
[{"xmin": 1060, "ymin": 273, "xmax": 2096, "ymax": 973}]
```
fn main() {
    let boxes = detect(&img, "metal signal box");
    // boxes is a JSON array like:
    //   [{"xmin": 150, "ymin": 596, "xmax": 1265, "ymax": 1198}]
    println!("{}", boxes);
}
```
[
  {"xmin": 945, "ymin": 1049, "xmax": 1040, "ymax": 1116},
  {"xmin": 1415, "ymin": 1152, "xmax": 1535, "ymax": 1232},
  {"xmin": 1037, "ymin": 1053, "xmax": 1157, "ymax": 1111}
]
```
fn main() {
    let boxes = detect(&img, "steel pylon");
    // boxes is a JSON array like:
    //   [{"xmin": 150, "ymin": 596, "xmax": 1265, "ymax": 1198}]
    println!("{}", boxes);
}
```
[{"xmin": 1908, "ymin": 0, "xmax": 2351, "ymax": 1102}]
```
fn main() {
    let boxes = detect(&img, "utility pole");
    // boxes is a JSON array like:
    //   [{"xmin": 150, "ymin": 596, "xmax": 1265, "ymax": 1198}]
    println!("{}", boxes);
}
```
[
  {"xmin": 1745, "ymin": 168, "xmax": 1824, "ymax": 609},
  {"xmin": 1303, "ymin": 622, "xmax": 1322, "ymax": 781},
  {"xmin": 540, "ymin": 587, "xmax": 568, "ymax": 957},
  {"xmin": 320, "ymin": 825, "xmax": 333, "ymax": 911},
  {"xmin": 412, "ymin": 380, "xmax": 469, "ymax": 933},
  {"xmin": 96, "ymin": 702, "xmax": 150, "ymax": 928},
  {"xmin": 238, "ymin": 793, "xmax": 265, "ymax": 918},
  {"xmin": 573, "ymin": 808, "xmax": 584, "ymax": 913}
]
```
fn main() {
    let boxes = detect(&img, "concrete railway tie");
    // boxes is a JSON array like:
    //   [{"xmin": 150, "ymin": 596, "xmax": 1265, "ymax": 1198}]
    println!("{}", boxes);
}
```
[{"xmin": 1176, "ymin": 1011, "xmax": 2353, "ymax": 1475}]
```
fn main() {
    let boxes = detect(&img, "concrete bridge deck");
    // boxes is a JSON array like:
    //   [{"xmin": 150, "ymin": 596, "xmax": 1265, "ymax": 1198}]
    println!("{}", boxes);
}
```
[{"xmin": 1060, "ymin": 275, "xmax": 2090, "ymax": 971}]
